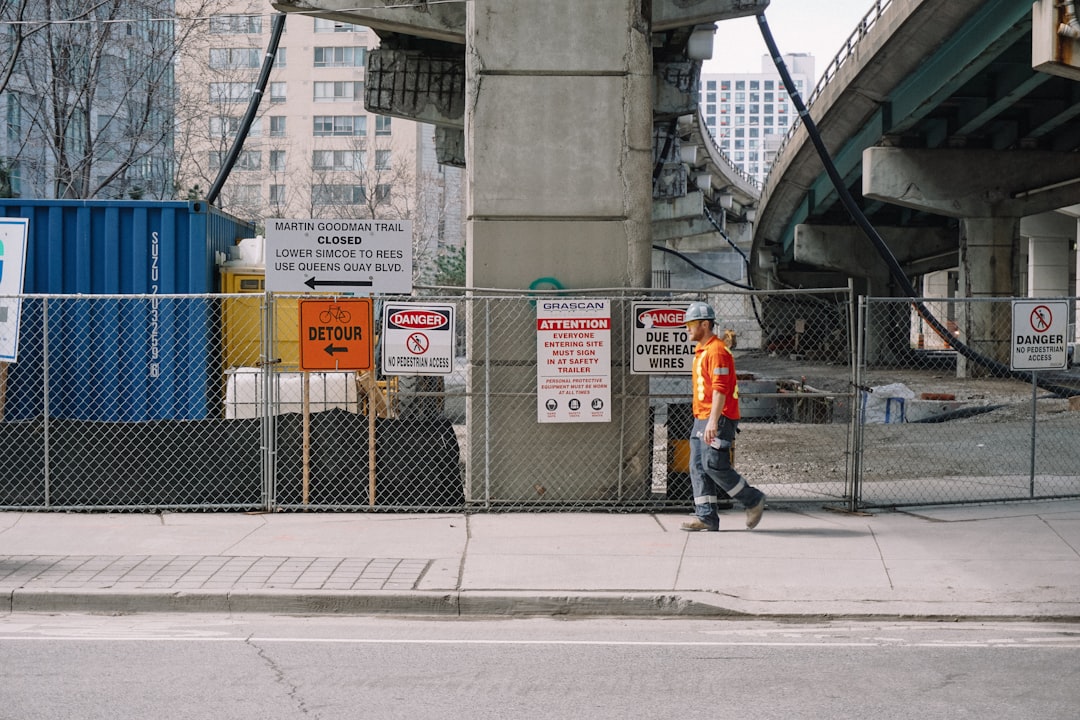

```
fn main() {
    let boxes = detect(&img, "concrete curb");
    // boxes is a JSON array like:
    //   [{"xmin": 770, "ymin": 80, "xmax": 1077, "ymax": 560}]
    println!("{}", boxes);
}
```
[{"xmin": 7, "ymin": 588, "xmax": 1080, "ymax": 620}]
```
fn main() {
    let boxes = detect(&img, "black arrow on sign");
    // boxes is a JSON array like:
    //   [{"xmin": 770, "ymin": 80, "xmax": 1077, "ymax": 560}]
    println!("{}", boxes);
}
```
[
  {"xmin": 324, "ymin": 343, "xmax": 347, "ymax": 355},
  {"xmin": 305, "ymin": 277, "xmax": 373, "ymax": 289}
]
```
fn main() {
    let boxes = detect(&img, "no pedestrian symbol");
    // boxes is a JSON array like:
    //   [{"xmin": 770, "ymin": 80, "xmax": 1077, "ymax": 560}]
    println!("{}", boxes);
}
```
[{"xmin": 407, "ymin": 333, "xmax": 429, "ymax": 354}]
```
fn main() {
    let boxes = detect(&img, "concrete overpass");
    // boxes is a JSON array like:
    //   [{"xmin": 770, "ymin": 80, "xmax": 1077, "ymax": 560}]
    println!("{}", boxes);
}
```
[
  {"xmin": 268, "ymin": 0, "xmax": 765, "ymax": 503},
  {"xmin": 751, "ymin": 0, "xmax": 1080, "ymax": 370}
]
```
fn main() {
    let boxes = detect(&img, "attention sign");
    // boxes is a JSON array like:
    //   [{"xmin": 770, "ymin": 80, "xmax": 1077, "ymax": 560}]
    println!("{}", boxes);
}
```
[
  {"xmin": 536, "ymin": 298, "xmax": 611, "ymax": 423},
  {"xmin": 299, "ymin": 298, "xmax": 373, "ymax": 371},
  {"xmin": 630, "ymin": 302, "xmax": 693, "ymax": 374},
  {"xmin": 381, "ymin": 302, "xmax": 456, "ymax": 375}
]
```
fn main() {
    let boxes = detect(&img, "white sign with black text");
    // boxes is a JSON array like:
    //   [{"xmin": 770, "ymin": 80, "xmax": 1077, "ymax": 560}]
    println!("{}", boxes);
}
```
[
  {"xmin": 537, "ymin": 299, "xmax": 611, "ymax": 423},
  {"xmin": 1011, "ymin": 299, "xmax": 1068, "ymax": 371},
  {"xmin": 265, "ymin": 217, "xmax": 413, "ymax": 294},
  {"xmin": 381, "ymin": 302, "xmax": 456, "ymax": 375},
  {"xmin": 630, "ymin": 302, "xmax": 693, "ymax": 374},
  {"xmin": 0, "ymin": 218, "xmax": 29, "ymax": 363}
]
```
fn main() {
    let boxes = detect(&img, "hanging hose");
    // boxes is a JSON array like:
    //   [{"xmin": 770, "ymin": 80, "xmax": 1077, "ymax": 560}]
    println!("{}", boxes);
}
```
[
  {"xmin": 756, "ymin": 12, "xmax": 1078, "ymax": 398},
  {"xmin": 206, "ymin": 13, "xmax": 287, "ymax": 206}
]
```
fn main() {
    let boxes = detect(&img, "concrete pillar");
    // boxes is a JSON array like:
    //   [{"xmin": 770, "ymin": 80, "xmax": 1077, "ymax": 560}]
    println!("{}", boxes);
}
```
[
  {"xmin": 956, "ymin": 217, "xmax": 1017, "ymax": 377},
  {"xmin": 1020, "ymin": 211, "xmax": 1075, "ymax": 298},
  {"xmin": 464, "ymin": 0, "xmax": 654, "ymax": 502}
]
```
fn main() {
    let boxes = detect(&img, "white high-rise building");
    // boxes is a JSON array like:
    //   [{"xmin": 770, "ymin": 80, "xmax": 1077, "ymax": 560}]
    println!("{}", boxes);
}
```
[{"xmin": 699, "ymin": 53, "xmax": 815, "ymax": 186}]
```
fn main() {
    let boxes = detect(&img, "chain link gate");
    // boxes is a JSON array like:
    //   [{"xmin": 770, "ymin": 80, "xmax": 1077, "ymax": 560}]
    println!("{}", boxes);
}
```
[
  {"xmin": 854, "ymin": 296, "xmax": 1080, "ymax": 507},
  {"xmin": 0, "ymin": 288, "xmax": 857, "ymax": 511}
]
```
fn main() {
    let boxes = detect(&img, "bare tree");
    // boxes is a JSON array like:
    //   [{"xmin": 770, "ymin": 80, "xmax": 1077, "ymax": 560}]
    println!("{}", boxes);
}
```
[{"xmin": 1, "ymin": 0, "xmax": 215, "ymax": 199}]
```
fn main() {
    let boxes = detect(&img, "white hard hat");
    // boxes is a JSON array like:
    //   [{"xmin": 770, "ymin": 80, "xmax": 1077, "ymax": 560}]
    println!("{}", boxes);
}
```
[{"xmin": 683, "ymin": 301, "xmax": 715, "ymax": 323}]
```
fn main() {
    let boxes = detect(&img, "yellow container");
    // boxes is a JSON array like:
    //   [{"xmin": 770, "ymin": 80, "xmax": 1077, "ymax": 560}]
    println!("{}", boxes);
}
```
[
  {"xmin": 669, "ymin": 438, "xmax": 690, "ymax": 474},
  {"xmin": 220, "ymin": 268, "xmax": 300, "ymax": 369}
]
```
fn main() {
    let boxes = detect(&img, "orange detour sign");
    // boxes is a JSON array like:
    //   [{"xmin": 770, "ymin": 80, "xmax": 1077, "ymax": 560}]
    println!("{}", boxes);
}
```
[{"xmin": 299, "ymin": 298, "xmax": 373, "ymax": 371}]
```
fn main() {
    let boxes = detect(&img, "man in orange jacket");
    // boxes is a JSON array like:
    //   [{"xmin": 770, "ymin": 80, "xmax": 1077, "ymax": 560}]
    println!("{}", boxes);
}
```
[{"xmin": 680, "ymin": 301, "xmax": 766, "ymax": 532}]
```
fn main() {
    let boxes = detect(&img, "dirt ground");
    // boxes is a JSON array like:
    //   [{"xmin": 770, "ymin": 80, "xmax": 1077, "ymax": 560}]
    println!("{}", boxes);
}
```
[{"xmin": 722, "ymin": 350, "xmax": 1080, "ymax": 496}]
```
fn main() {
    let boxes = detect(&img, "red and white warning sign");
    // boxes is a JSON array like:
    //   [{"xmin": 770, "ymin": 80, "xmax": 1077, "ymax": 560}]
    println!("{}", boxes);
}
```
[
  {"xmin": 1011, "ymin": 299, "xmax": 1068, "ymax": 371},
  {"xmin": 381, "ymin": 302, "xmax": 456, "ymax": 375}
]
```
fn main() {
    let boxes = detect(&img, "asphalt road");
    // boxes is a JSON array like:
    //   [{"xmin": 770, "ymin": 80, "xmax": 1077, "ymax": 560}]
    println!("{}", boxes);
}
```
[{"xmin": 1, "ymin": 614, "xmax": 1077, "ymax": 719}]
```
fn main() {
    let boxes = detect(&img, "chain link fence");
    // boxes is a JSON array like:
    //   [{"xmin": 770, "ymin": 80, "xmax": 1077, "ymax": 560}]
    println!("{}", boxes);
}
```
[
  {"xmin": 854, "ymin": 296, "xmax": 1080, "ymax": 507},
  {"xmin": 0, "ymin": 288, "xmax": 861, "ymax": 511}
]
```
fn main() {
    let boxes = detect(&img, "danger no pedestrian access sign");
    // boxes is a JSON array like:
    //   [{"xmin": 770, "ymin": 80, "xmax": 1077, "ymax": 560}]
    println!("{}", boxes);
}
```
[
  {"xmin": 1011, "ymin": 299, "xmax": 1068, "ymax": 371},
  {"xmin": 299, "ymin": 298, "xmax": 373, "ymax": 371},
  {"xmin": 381, "ymin": 302, "xmax": 456, "ymax": 375}
]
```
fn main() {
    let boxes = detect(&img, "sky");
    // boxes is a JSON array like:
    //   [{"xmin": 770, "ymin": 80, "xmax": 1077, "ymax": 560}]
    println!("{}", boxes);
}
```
[{"xmin": 703, "ymin": 0, "xmax": 879, "ymax": 81}]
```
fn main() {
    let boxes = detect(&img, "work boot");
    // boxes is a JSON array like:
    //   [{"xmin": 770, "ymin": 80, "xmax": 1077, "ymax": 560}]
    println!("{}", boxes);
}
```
[
  {"xmin": 681, "ymin": 519, "xmax": 718, "ymax": 532},
  {"xmin": 745, "ymin": 497, "xmax": 766, "ymax": 529}
]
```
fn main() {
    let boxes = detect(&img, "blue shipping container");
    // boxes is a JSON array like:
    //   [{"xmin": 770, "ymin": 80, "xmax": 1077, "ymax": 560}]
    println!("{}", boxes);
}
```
[{"xmin": 0, "ymin": 200, "xmax": 255, "ymax": 421}]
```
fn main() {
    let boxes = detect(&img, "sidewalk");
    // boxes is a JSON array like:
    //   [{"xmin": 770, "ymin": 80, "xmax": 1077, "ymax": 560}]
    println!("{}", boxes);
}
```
[{"xmin": 1, "ymin": 500, "xmax": 1078, "ymax": 619}]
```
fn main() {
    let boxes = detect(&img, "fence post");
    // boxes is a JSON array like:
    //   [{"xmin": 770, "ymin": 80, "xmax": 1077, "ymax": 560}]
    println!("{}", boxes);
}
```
[
  {"xmin": 847, "ymin": 294, "xmax": 867, "ymax": 511},
  {"xmin": 42, "ymin": 297, "xmax": 50, "ymax": 508}
]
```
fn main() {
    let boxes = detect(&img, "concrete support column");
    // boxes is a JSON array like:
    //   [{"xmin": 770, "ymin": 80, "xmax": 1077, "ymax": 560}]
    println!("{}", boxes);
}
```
[
  {"xmin": 1020, "ymin": 211, "xmax": 1075, "ymax": 298},
  {"xmin": 1027, "ymin": 236, "xmax": 1071, "ymax": 297},
  {"xmin": 464, "ymin": 0, "xmax": 654, "ymax": 502},
  {"xmin": 956, "ymin": 217, "xmax": 1017, "ymax": 377}
]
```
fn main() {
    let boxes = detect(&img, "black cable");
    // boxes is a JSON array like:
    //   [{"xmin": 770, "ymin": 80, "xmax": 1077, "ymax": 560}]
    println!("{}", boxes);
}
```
[
  {"xmin": 756, "ymin": 13, "xmax": 1078, "ymax": 397},
  {"xmin": 652, "ymin": 244, "xmax": 753, "ymax": 290},
  {"xmin": 206, "ymin": 13, "xmax": 287, "ymax": 205}
]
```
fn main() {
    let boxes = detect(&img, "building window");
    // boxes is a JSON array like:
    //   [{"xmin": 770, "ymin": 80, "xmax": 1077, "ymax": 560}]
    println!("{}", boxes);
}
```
[
  {"xmin": 227, "ymin": 184, "xmax": 261, "ymax": 204},
  {"xmin": 209, "ymin": 150, "xmax": 260, "ymax": 171},
  {"xmin": 270, "ymin": 82, "xmax": 287, "ymax": 103},
  {"xmin": 374, "ymin": 149, "xmax": 391, "ymax": 169},
  {"xmin": 706, "ymin": 80, "xmax": 716, "ymax": 90},
  {"xmin": 312, "ymin": 115, "xmax": 366, "ymax": 136},
  {"xmin": 209, "ymin": 82, "xmax": 255, "ymax": 103},
  {"xmin": 270, "ymin": 150, "xmax": 286, "ymax": 172},
  {"xmin": 314, "ymin": 18, "xmax": 365, "ymax": 33},
  {"xmin": 312, "ymin": 150, "xmax": 363, "ymax": 171},
  {"xmin": 210, "ymin": 15, "xmax": 262, "ymax": 34},
  {"xmin": 313, "ymin": 81, "xmax": 364, "ymax": 102},
  {"xmin": 209, "ymin": 116, "xmax": 260, "ymax": 137},
  {"xmin": 735, "ymin": 80, "xmax": 744, "ymax": 90},
  {"xmin": 269, "ymin": 184, "xmax": 286, "ymax": 204},
  {"xmin": 311, "ymin": 183, "xmax": 365, "ymax": 205},
  {"xmin": 209, "ymin": 48, "xmax": 260, "ymax": 69},
  {"xmin": 375, "ymin": 115, "xmax": 392, "ymax": 135},
  {"xmin": 313, "ymin": 47, "xmax": 366, "ymax": 68},
  {"xmin": 749, "ymin": 80, "xmax": 759, "ymax": 90},
  {"xmin": 269, "ymin": 116, "xmax": 287, "ymax": 136},
  {"xmin": 375, "ymin": 184, "xmax": 391, "ymax": 202},
  {"xmin": 765, "ymin": 80, "xmax": 774, "ymax": 90},
  {"xmin": 275, "ymin": 48, "xmax": 286, "ymax": 67}
]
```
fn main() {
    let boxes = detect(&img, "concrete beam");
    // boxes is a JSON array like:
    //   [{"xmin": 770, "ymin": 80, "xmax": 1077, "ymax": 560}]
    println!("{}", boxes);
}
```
[
  {"xmin": 274, "ymin": 0, "xmax": 771, "ymax": 46},
  {"xmin": 794, "ymin": 224, "xmax": 957, "ymax": 279},
  {"xmin": 271, "ymin": 0, "xmax": 466, "ymax": 44},
  {"xmin": 1020, "ymin": 210, "xmax": 1076, "ymax": 238},
  {"xmin": 365, "ymin": 48, "xmax": 466, "ymax": 129},
  {"xmin": 652, "ymin": 0, "xmax": 769, "ymax": 32},
  {"xmin": 863, "ymin": 147, "xmax": 1080, "ymax": 218}
]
